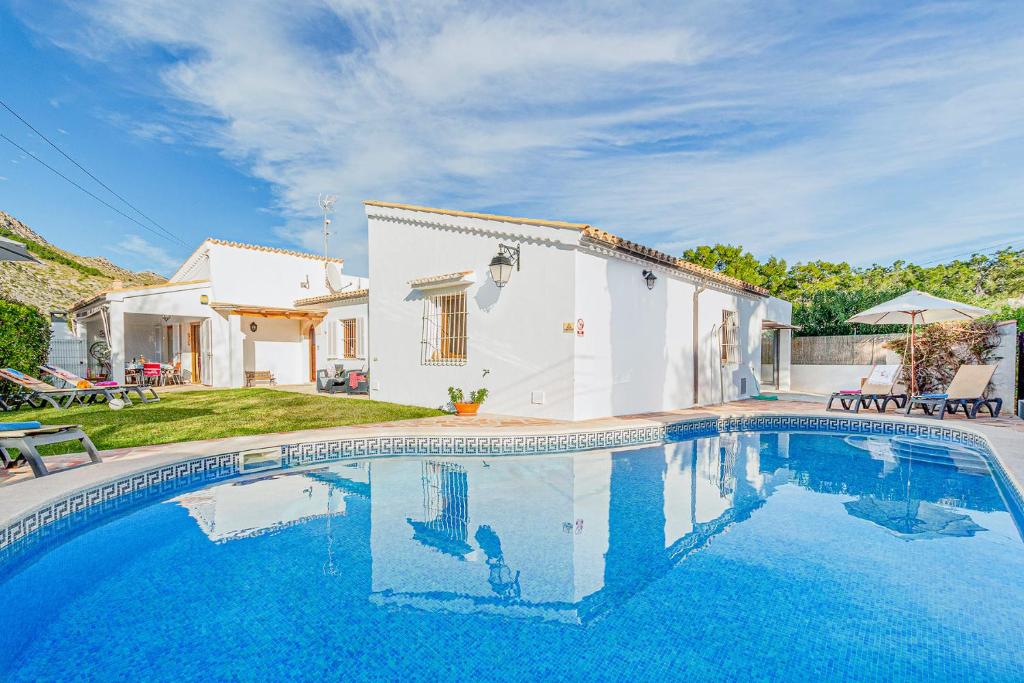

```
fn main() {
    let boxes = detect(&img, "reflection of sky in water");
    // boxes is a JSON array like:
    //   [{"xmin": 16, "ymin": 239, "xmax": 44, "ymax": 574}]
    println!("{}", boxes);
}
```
[{"xmin": 1, "ymin": 433, "xmax": 1022, "ymax": 681}]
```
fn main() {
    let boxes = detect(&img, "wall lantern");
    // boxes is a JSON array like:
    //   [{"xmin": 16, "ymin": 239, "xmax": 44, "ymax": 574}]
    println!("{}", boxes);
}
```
[
  {"xmin": 642, "ymin": 269, "xmax": 658, "ymax": 290},
  {"xmin": 488, "ymin": 243, "xmax": 521, "ymax": 288},
  {"xmin": 250, "ymin": 322, "xmax": 259, "ymax": 333},
  {"xmin": 200, "ymin": 294, "xmax": 210, "ymax": 305}
]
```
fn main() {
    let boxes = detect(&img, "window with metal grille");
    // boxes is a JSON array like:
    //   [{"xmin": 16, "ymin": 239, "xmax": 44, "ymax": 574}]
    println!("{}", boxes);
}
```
[
  {"xmin": 720, "ymin": 310, "xmax": 738, "ymax": 365},
  {"xmin": 341, "ymin": 319, "xmax": 357, "ymax": 358},
  {"xmin": 421, "ymin": 290, "xmax": 467, "ymax": 365}
]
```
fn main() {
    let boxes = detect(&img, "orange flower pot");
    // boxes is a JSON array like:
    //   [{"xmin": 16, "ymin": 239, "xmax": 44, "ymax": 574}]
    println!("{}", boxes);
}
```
[{"xmin": 454, "ymin": 402, "xmax": 480, "ymax": 416}]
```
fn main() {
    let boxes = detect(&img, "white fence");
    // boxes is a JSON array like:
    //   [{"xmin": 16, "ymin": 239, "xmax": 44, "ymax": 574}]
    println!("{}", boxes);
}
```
[{"xmin": 47, "ymin": 338, "xmax": 87, "ymax": 375}]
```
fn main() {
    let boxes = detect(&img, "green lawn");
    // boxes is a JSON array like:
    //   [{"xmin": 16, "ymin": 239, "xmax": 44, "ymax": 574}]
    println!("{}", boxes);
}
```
[{"xmin": 9, "ymin": 389, "xmax": 445, "ymax": 454}]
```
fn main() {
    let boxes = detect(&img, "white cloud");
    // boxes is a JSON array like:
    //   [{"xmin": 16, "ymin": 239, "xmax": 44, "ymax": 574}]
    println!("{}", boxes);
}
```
[
  {"xmin": 22, "ymin": 0, "xmax": 1024, "ymax": 271},
  {"xmin": 108, "ymin": 234, "xmax": 181, "ymax": 275}
]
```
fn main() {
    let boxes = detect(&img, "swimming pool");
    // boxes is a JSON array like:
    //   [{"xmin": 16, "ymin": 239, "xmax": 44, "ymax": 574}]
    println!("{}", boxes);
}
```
[{"xmin": 1, "ymin": 429, "xmax": 1022, "ymax": 681}]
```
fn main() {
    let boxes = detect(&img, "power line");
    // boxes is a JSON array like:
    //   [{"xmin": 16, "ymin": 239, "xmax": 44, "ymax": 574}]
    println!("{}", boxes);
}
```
[
  {"xmin": 918, "ymin": 237, "xmax": 1023, "ymax": 267},
  {"xmin": 2, "ymin": 134, "xmax": 186, "ymax": 245},
  {"xmin": 0, "ymin": 98, "xmax": 185, "ymax": 245}
]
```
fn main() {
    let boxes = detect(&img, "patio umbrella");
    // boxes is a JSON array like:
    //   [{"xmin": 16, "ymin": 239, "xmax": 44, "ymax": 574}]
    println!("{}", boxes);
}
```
[
  {"xmin": 0, "ymin": 235, "xmax": 40, "ymax": 262},
  {"xmin": 846, "ymin": 290, "xmax": 990, "ymax": 396}
]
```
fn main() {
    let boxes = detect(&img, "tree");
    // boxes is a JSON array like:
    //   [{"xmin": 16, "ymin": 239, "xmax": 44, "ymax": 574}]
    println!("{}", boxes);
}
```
[{"xmin": 682, "ymin": 244, "xmax": 765, "ymax": 287}]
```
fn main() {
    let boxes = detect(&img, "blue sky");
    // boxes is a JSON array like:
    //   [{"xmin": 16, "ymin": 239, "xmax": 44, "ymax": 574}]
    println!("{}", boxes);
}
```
[{"xmin": 2, "ymin": 1, "xmax": 1023, "ymax": 277}]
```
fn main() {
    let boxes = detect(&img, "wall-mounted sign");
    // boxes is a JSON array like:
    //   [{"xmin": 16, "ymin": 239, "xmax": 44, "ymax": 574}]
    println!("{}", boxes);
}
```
[
  {"xmin": 562, "ymin": 322, "xmax": 574, "ymax": 333},
  {"xmin": 576, "ymin": 318, "xmax": 585, "ymax": 337},
  {"xmin": 200, "ymin": 294, "xmax": 209, "ymax": 305}
]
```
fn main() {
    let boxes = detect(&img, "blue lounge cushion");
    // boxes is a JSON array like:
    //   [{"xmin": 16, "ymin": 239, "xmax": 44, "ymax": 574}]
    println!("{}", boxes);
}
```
[
  {"xmin": 916, "ymin": 393, "xmax": 948, "ymax": 399},
  {"xmin": 0, "ymin": 421, "xmax": 42, "ymax": 431}
]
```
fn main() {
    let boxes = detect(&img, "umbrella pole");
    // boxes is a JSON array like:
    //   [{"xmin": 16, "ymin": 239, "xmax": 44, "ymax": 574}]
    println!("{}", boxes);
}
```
[{"xmin": 909, "ymin": 311, "xmax": 917, "ymax": 397}]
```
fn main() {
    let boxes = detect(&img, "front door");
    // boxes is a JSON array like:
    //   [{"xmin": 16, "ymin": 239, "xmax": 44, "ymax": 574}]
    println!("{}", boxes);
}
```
[
  {"xmin": 308, "ymin": 326, "xmax": 316, "ymax": 382},
  {"xmin": 189, "ymin": 322, "xmax": 201, "ymax": 384},
  {"xmin": 760, "ymin": 329, "xmax": 779, "ymax": 389}
]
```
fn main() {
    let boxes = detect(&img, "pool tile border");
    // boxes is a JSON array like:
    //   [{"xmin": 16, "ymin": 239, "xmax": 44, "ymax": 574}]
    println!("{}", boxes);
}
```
[{"xmin": 1, "ymin": 414, "xmax": 1019, "ymax": 556}]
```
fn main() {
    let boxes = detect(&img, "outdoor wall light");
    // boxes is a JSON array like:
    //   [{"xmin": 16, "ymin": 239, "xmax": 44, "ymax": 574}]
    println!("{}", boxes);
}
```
[
  {"xmin": 642, "ymin": 269, "xmax": 658, "ymax": 290},
  {"xmin": 250, "ymin": 322, "xmax": 258, "ymax": 332},
  {"xmin": 489, "ymin": 243, "xmax": 521, "ymax": 288}
]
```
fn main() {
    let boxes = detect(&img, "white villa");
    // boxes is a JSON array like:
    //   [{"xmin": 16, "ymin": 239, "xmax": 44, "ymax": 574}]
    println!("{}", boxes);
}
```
[
  {"xmin": 365, "ymin": 201, "xmax": 793, "ymax": 420},
  {"xmin": 68, "ymin": 201, "xmax": 793, "ymax": 418},
  {"xmin": 71, "ymin": 238, "xmax": 368, "ymax": 387}
]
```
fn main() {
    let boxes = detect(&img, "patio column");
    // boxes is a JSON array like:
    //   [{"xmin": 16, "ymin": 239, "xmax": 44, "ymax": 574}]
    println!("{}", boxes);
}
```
[
  {"xmin": 226, "ymin": 313, "xmax": 245, "ymax": 388},
  {"xmin": 107, "ymin": 301, "xmax": 126, "ymax": 384}
]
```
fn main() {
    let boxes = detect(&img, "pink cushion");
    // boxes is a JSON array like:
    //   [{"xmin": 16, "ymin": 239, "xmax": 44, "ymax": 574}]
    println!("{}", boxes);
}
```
[{"xmin": 94, "ymin": 381, "xmax": 119, "ymax": 387}]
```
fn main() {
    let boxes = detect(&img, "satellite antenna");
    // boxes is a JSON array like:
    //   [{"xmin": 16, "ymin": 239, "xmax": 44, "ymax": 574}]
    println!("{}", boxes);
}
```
[
  {"xmin": 318, "ymin": 193, "xmax": 337, "ymax": 288},
  {"xmin": 326, "ymin": 263, "xmax": 347, "ymax": 293}
]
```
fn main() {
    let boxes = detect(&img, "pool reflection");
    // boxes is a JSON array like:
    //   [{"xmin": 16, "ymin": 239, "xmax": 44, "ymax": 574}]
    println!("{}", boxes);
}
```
[{"xmin": 172, "ymin": 431, "xmax": 1008, "ymax": 625}]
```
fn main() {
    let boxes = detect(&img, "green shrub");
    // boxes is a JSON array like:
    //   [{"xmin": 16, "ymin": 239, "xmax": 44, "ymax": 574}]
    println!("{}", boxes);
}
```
[
  {"xmin": 793, "ymin": 288, "xmax": 908, "ymax": 337},
  {"xmin": 0, "ymin": 225, "xmax": 104, "ymax": 277},
  {"xmin": 0, "ymin": 298, "xmax": 51, "ymax": 398}
]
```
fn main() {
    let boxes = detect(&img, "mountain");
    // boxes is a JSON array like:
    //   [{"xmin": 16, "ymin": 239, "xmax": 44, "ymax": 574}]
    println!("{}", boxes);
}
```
[{"xmin": 0, "ymin": 210, "xmax": 167, "ymax": 313}]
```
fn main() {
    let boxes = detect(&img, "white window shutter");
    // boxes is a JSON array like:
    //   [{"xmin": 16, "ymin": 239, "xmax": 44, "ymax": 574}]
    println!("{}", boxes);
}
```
[
  {"xmin": 355, "ymin": 317, "xmax": 366, "ymax": 358},
  {"xmin": 325, "ymin": 320, "xmax": 336, "ymax": 358}
]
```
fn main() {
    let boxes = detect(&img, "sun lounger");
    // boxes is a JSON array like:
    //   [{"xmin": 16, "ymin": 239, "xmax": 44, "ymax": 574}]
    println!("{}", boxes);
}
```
[
  {"xmin": 826, "ymin": 365, "xmax": 907, "ymax": 413},
  {"xmin": 904, "ymin": 365, "xmax": 1002, "ymax": 420},
  {"xmin": 40, "ymin": 364, "xmax": 159, "ymax": 404},
  {"xmin": 0, "ymin": 421, "xmax": 102, "ymax": 477},
  {"xmin": 0, "ymin": 368, "xmax": 129, "ymax": 410}
]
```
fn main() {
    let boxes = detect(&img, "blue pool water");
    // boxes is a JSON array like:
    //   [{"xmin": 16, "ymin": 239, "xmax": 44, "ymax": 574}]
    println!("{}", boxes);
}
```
[{"xmin": 1, "ymin": 431, "xmax": 1023, "ymax": 681}]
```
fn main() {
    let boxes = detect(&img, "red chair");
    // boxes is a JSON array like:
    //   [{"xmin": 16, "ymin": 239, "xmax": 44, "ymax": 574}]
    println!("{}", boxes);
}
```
[{"xmin": 143, "ymin": 363, "xmax": 162, "ymax": 386}]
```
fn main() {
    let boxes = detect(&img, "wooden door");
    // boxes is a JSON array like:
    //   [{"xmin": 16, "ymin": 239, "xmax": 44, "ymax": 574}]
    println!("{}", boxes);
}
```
[
  {"xmin": 189, "ymin": 322, "xmax": 201, "ymax": 383},
  {"xmin": 308, "ymin": 326, "xmax": 316, "ymax": 382}
]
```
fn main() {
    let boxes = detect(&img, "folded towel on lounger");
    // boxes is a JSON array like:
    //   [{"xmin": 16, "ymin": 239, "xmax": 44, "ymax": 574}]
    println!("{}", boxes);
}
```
[{"xmin": 0, "ymin": 421, "xmax": 43, "ymax": 431}]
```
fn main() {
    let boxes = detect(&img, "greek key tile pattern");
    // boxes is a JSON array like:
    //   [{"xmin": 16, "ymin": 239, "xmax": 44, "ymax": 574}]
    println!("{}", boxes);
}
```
[
  {"xmin": 2, "ymin": 415, "xmax": 1018, "ymax": 558},
  {"xmin": 0, "ymin": 453, "xmax": 237, "ymax": 554}
]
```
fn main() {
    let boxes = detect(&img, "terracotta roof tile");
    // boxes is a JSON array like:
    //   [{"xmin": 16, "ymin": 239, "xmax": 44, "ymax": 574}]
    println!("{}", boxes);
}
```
[
  {"xmin": 206, "ymin": 238, "xmax": 345, "ymax": 264},
  {"xmin": 294, "ymin": 289, "xmax": 369, "ymax": 306}
]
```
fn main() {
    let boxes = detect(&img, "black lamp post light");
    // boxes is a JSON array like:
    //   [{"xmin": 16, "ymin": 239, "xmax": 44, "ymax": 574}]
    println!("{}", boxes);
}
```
[
  {"xmin": 489, "ymin": 244, "xmax": 521, "ymax": 288},
  {"xmin": 642, "ymin": 269, "xmax": 658, "ymax": 290}
]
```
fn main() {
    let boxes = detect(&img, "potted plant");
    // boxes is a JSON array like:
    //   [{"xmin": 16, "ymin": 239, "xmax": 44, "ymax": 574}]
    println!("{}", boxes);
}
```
[{"xmin": 448, "ymin": 386, "xmax": 489, "ymax": 415}]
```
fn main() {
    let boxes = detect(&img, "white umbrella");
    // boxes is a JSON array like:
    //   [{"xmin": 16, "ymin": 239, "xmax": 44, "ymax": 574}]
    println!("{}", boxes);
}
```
[
  {"xmin": 0, "ymin": 235, "xmax": 40, "ymax": 263},
  {"xmin": 847, "ymin": 289, "xmax": 991, "ymax": 396}
]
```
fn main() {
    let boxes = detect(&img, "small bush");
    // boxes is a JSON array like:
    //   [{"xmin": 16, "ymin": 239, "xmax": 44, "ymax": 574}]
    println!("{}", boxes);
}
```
[
  {"xmin": 447, "ymin": 386, "xmax": 489, "ymax": 405},
  {"xmin": 0, "ymin": 298, "xmax": 51, "ymax": 398}
]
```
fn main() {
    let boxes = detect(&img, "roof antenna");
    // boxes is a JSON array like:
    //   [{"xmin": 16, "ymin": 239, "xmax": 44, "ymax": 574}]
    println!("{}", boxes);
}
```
[{"xmin": 318, "ymin": 193, "xmax": 337, "ymax": 289}]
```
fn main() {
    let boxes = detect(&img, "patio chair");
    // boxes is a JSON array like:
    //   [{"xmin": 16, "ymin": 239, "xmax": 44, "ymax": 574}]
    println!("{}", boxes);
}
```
[
  {"xmin": 0, "ymin": 368, "xmax": 129, "ymax": 410},
  {"xmin": 826, "ymin": 365, "xmax": 907, "ymax": 414},
  {"xmin": 904, "ymin": 365, "xmax": 1002, "ymax": 420},
  {"xmin": 0, "ymin": 421, "xmax": 102, "ymax": 477},
  {"xmin": 143, "ymin": 363, "xmax": 163, "ymax": 386},
  {"xmin": 316, "ymin": 369, "xmax": 346, "ymax": 394},
  {"xmin": 40, "ymin": 364, "xmax": 160, "ymax": 404}
]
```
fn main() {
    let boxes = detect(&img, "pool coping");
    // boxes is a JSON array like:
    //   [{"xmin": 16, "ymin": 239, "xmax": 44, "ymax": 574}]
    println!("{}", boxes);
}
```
[{"xmin": 1, "ymin": 410, "xmax": 1022, "ymax": 553}]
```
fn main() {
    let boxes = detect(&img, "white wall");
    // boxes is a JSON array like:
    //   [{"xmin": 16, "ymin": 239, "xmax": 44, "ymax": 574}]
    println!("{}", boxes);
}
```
[
  {"xmin": 791, "ymin": 364, "xmax": 880, "ymax": 397},
  {"xmin": 241, "ymin": 316, "xmax": 308, "ymax": 385},
  {"xmin": 366, "ymin": 205, "xmax": 579, "ymax": 418},
  {"xmin": 206, "ymin": 243, "xmax": 366, "ymax": 308}
]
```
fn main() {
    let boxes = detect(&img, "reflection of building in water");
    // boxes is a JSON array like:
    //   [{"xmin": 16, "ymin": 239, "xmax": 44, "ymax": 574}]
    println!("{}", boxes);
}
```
[
  {"xmin": 174, "ymin": 462, "xmax": 369, "ymax": 542},
  {"xmin": 370, "ymin": 434, "xmax": 773, "ymax": 625},
  {"xmin": 407, "ymin": 462, "xmax": 472, "ymax": 557}
]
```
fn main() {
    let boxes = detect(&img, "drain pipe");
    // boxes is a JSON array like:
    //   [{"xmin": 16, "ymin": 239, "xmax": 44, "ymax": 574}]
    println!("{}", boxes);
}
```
[{"xmin": 692, "ymin": 280, "xmax": 707, "ymax": 406}]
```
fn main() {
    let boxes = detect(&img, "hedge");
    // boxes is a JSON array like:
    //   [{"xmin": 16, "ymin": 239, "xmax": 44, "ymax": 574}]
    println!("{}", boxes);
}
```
[{"xmin": 0, "ymin": 298, "xmax": 51, "ymax": 397}]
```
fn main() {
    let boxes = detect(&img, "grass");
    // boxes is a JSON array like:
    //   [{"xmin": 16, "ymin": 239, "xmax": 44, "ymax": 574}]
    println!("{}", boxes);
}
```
[{"xmin": 9, "ymin": 388, "xmax": 445, "ymax": 455}]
